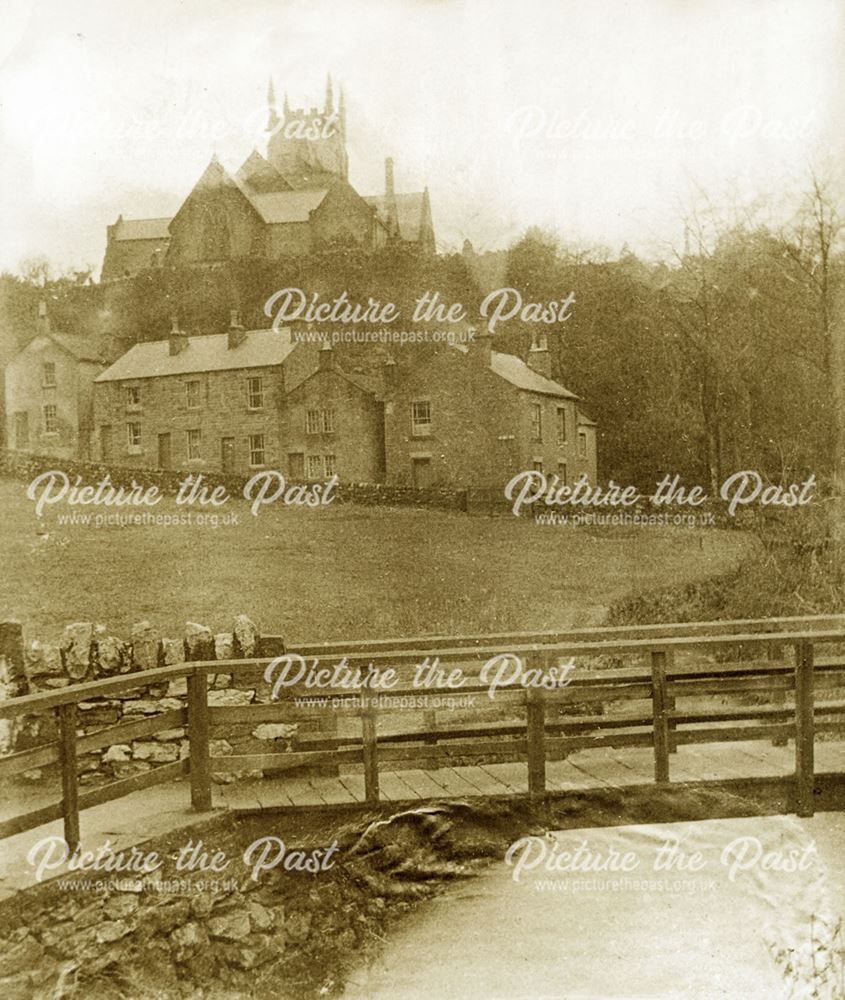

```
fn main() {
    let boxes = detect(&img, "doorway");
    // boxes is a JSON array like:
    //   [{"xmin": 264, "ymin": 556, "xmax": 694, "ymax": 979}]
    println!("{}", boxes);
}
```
[
  {"xmin": 411, "ymin": 457, "xmax": 432, "ymax": 489},
  {"xmin": 157, "ymin": 432, "xmax": 172, "ymax": 469},
  {"xmin": 221, "ymin": 437, "xmax": 235, "ymax": 473},
  {"xmin": 99, "ymin": 424, "xmax": 111, "ymax": 461}
]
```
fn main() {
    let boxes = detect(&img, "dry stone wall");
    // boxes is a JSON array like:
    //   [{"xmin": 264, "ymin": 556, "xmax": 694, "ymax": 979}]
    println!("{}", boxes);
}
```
[{"xmin": 0, "ymin": 614, "xmax": 324, "ymax": 786}]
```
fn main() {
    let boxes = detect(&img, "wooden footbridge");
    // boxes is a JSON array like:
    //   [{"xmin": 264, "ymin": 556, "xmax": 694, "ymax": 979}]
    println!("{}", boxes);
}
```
[{"xmin": 2, "ymin": 615, "xmax": 845, "ymax": 850}]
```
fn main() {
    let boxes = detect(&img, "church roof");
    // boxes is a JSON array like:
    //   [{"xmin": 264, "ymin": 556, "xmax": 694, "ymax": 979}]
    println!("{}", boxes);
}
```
[
  {"xmin": 235, "ymin": 150, "xmax": 293, "ymax": 194},
  {"xmin": 111, "ymin": 217, "xmax": 171, "ymax": 242},
  {"xmin": 96, "ymin": 328, "xmax": 296, "ymax": 382},
  {"xmin": 250, "ymin": 189, "xmax": 329, "ymax": 224}
]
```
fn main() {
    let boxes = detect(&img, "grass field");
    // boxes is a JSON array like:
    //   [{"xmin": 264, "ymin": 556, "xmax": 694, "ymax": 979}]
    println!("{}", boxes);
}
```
[{"xmin": 0, "ymin": 477, "xmax": 755, "ymax": 644}]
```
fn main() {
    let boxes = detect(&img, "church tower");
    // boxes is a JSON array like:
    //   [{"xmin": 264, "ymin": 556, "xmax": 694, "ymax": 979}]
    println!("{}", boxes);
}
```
[{"xmin": 266, "ymin": 74, "xmax": 349, "ymax": 183}]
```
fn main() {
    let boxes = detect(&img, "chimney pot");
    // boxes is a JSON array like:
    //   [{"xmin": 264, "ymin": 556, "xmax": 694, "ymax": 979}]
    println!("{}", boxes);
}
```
[
  {"xmin": 528, "ymin": 332, "xmax": 552, "ymax": 379},
  {"xmin": 37, "ymin": 299, "xmax": 50, "ymax": 334}
]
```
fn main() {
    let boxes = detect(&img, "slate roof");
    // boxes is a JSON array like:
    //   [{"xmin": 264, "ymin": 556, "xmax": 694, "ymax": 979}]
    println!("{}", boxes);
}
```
[
  {"xmin": 112, "ymin": 218, "xmax": 172, "ymax": 242},
  {"xmin": 490, "ymin": 351, "xmax": 578, "ymax": 399},
  {"xmin": 13, "ymin": 332, "xmax": 109, "ymax": 365},
  {"xmin": 96, "ymin": 328, "xmax": 295, "ymax": 382},
  {"xmin": 48, "ymin": 332, "xmax": 110, "ymax": 364},
  {"xmin": 448, "ymin": 342, "xmax": 579, "ymax": 399},
  {"xmin": 250, "ymin": 189, "xmax": 329, "ymax": 224}
]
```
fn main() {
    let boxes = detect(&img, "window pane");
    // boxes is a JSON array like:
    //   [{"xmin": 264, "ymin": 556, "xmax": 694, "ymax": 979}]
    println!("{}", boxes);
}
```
[
  {"xmin": 249, "ymin": 434, "xmax": 265, "ymax": 466},
  {"xmin": 187, "ymin": 429, "xmax": 201, "ymax": 459},
  {"xmin": 411, "ymin": 400, "xmax": 431, "ymax": 433},
  {"xmin": 247, "ymin": 377, "xmax": 263, "ymax": 409}
]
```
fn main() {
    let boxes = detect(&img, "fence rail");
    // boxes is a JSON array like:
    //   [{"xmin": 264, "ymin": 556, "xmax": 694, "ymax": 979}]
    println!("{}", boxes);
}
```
[{"xmin": 1, "ymin": 614, "xmax": 845, "ymax": 849}]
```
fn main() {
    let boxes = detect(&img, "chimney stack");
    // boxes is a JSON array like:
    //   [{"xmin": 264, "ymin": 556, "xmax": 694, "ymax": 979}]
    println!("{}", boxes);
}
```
[
  {"xmin": 318, "ymin": 342, "xmax": 335, "ymax": 371},
  {"xmin": 38, "ymin": 299, "xmax": 50, "ymax": 335},
  {"xmin": 228, "ymin": 308, "xmax": 246, "ymax": 350},
  {"xmin": 527, "ymin": 332, "xmax": 552, "ymax": 379},
  {"xmin": 385, "ymin": 157, "xmax": 395, "ymax": 198},
  {"xmin": 317, "ymin": 341, "xmax": 334, "ymax": 372},
  {"xmin": 168, "ymin": 315, "xmax": 188, "ymax": 356}
]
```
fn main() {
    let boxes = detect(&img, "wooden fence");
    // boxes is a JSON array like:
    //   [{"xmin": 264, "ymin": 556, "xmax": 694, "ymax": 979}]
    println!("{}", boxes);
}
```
[{"xmin": 1, "ymin": 614, "xmax": 845, "ymax": 851}]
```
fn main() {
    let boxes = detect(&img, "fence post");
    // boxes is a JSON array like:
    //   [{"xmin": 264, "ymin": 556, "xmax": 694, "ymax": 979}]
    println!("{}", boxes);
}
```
[
  {"xmin": 362, "ymin": 693, "xmax": 379, "ymax": 804},
  {"xmin": 770, "ymin": 639, "xmax": 788, "ymax": 747},
  {"xmin": 794, "ymin": 639, "xmax": 815, "ymax": 817},
  {"xmin": 187, "ymin": 669, "xmax": 212, "ymax": 811},
  {"xmin": 666, "ymin": 648, "xmax": 677, "ymax": 753},
  {"xmin": 0, "ymin": 621, "xmax": 27, "ymax": 697},
  {"xmin": 57, "ymin": 703, "xmax": 80, "ymax": 853},
  {"xmin": 526, "ymin": 685, "xmax": 546, "ymax": 799},
  {"xmin": 651, "ymin": 649, "xmax": 670, "ymax": 784}
]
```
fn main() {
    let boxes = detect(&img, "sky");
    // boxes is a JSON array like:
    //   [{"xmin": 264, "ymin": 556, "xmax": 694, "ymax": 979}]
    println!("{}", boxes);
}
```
[{"xmin": 1, "ymin": 0, "xmax": 844, "ymax": 275}]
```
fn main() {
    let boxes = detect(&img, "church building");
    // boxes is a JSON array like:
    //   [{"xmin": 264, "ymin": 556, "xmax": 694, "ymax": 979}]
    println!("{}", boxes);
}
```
[{"xmin": 101, "ymin": 78, "xmax": 436, "ymax": 280}]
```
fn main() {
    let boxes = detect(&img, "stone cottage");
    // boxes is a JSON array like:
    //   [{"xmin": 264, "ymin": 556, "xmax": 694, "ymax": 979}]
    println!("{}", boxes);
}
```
[
  {"xmin": 283, "ymin": 344, "xmax": 384, "ymax": 482},
  {"xmin": 383, "ymin": 333, "xmax": 598, "ymax": 488},
  {"xmin": 4, "ymin": 304, "xmax": 110, "ymax": 460},
  {"xmin": 92, "ymin": 314, "xmax": 314, "ymax": 474}
]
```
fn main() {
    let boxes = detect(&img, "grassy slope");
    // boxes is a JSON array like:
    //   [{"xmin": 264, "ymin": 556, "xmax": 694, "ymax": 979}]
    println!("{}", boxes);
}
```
[{"xmin": 0, "ymin": 478, "xmax": 754, "ymax": 643}]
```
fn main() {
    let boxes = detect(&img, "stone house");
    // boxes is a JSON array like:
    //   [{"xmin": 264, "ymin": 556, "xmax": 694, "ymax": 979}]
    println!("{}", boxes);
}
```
[
  {"xmin": 5, "ymin": 306, "xmax": 109, "ymax": 459},
  {"xmin": 384, "ymin": 334, "xmax": 598, "ymax": 488},
  {"xmin": 92, "ymin": 315, "xmax": 315, "ymax": 474},
  {"xmin": 283, "ymin": 345, "xmax": 384, "ymax": 482}
]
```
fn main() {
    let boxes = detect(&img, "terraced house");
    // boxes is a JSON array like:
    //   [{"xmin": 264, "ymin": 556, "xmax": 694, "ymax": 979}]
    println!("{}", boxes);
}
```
[
  {"xmin": 92, "ymin": 314, "xmax": 315, "ymax": 475},
  {"xmin": 92, "ymin": 316, "xmax": 597, "ymax": 488}
]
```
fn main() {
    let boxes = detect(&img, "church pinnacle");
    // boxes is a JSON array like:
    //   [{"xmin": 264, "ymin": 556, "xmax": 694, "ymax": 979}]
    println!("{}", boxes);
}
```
[{"xmin": 267, "ymin": 75, "xmax": 279, "ymax": 131}]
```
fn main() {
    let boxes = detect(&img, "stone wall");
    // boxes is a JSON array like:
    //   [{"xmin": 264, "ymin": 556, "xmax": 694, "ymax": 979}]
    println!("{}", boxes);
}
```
[
  {"xmin": 0, "ymin": 613, "xmax": 324, "ymax": 786},
  {"xmin": 0, "ymin": 448, "xmax": 469, "ymax": 512}
]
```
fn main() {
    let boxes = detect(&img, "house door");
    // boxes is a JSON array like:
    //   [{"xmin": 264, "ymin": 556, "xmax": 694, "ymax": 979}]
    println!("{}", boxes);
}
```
[
  {"xmin": 221, "ymin": 437, "xmax": 235, "ymax": 473},
  {"xmin": 411, "ymin": 457, "xmax": 432, "ymax": 489},
  {"xmin": 157, "ymin": 433, "xmax": 172, "ymax": 469},
  {"xmin": 99, "ymin": 424, "xmax": 111, "ymax": 461},
  {"xmin": 288, "ymin": 452, "xmax": 305, "ymax": 479},
  {"xmin": 14, "ymin": 412, "xmax": 29, "ymax": 450}
]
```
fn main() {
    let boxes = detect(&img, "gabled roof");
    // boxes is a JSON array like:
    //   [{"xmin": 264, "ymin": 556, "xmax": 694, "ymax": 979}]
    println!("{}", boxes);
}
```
[
  {"xmin": 235, "ymin": 150, "xmax": 293, "ymax": 194},
  {"xmin": 95, "ymin": 328, "xmax": 295, "ymax": 382},
  {"xmin": 450, "ymin": 343, "xmax": 578, "ymax": 399},
  {"xmin": 490, "ymin": 351, "xmax": 578, "ymax": 399},
  {"xmin": 251, "ymin": 189, "xmax": 329, "ymax": 224},
  {"xmin": 183, "ymin": 155, "xmax": 329, "ymax": 225},
  {"xmin": 577, "ymin": 412, "xmax": 597, "ymax": 426},
  {"xmin": 11, "ymin": 332, "xmax": 108, "ymax": 366},
  {"xmin": 287, "ymin": 362, "xmax": 381, "ymax": 398},
  {"xmin": 111, "ymin": 218, "xmax": 171, "ymax": 242}
]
